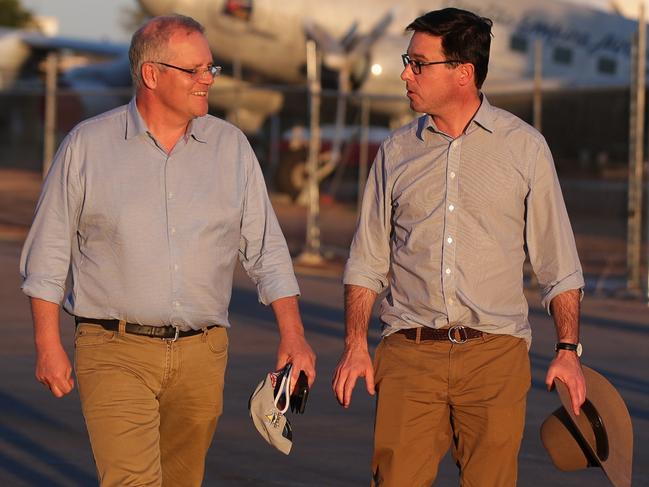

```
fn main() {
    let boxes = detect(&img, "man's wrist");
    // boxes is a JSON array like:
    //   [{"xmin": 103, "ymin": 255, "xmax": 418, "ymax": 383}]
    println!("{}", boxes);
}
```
[{"xmin": 555, "ymin": 342, "xmax": 582, "ymax": 357}]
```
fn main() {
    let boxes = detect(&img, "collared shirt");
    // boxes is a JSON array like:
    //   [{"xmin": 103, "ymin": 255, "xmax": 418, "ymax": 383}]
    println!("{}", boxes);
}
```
[
  {"xmin": 343, "ymin": 96, "xmax": 584, "ymax": 345},
  {"xmin": 20, "ymin": 98, "xmax": 299, "ymax": 331}
]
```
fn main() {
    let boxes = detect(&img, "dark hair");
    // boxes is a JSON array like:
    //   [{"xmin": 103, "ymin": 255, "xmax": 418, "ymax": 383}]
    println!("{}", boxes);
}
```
[
  {"xmin": 129, "ymin": 14, "xmax": 205, "ymax": 89},
  {"xmin": 407, "ymin": 8, "xmax": 493, "ymax": 89}
]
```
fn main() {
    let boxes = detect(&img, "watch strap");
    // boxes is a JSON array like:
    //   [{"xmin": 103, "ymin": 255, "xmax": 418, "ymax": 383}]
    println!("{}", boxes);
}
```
[{"xmin": 555, "ymin": 342, "xmax": 578, "ymax": 352}]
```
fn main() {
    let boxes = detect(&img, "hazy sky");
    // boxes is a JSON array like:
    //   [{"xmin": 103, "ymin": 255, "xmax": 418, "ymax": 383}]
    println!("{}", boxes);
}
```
[
  {"xmin": 22, "ymin": 0, "xmax": 138, "ymax": 42},
  {"xmin": 18, "ymin": 0, "xmax": 634, "ymax": 43}
]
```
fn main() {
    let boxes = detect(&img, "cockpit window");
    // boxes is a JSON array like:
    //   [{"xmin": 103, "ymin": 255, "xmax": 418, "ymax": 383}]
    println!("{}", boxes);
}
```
[{"xmin": 223, "ymin": 0, "xmax": 253, "ymax": 21}]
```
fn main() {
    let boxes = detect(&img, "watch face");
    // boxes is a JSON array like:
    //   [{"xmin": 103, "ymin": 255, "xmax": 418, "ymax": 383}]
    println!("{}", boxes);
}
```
[{"xmin": 576, "ymin": 343, "xmax": 583, "ymax": 357}]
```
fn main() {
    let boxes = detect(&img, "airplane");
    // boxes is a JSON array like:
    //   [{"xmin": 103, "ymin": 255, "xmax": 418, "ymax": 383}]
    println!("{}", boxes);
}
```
[
  {"xmin": 137, "ymin": 0, "xmax": 640, "ymax": 116},
  {"xmin": 135, "ymin": 0, "xmax": 644, "ymax": 197}
]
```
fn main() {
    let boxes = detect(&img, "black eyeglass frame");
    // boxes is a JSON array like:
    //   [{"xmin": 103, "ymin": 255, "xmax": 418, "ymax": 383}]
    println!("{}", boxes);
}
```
[
  {"xmin": 150, "ymin": 61, "xmax": 222, "ymax": 79},
  {"xmin": 401, "ymin": 54, "xmax": 462, "ymax": 75}
]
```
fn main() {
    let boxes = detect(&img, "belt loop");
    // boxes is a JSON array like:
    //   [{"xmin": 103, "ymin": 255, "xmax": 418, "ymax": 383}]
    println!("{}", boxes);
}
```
[
  {"xmin": 415, "ymin": 327, "xmax": 421, "ymax": 344},
  {"xmin": 118, "ymin": 320, "xmax": 126, "ymax": 336}
]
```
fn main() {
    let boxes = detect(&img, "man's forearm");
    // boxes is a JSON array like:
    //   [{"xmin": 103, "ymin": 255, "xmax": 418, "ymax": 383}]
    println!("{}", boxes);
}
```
[
  {"xmin": 549, "ymin": 289, "xmax": 581, "ymax": 343},
  {"xmin": 344, "ymin": 284, "xmax": 378, "ymax": 349},
  {"xmin": 271, "ymin": 295, "xmax": 305, "ymax": 338},
  {"xmin": 31, "ymin": 297, "xmax": 63, "ymax": 351}
]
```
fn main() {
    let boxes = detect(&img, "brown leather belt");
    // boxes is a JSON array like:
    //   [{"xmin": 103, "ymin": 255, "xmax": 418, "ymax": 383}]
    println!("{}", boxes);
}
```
[
  {"xmin": 396, "ymin": 325, "xmax": 483, "ymax": 343},
  {"xmin": 75, "ymin": 317, "xmax": 218, "ymax": 341}
]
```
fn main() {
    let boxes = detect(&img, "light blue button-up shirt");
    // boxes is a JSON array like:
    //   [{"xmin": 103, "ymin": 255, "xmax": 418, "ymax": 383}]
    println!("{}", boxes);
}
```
[
  {"xmin": 20, "ymin": 98, "xmax": 299, "ymax": 331},
  {"xmin": 344, "ymin": 96, "xmax": 584, "ymax": 345}
]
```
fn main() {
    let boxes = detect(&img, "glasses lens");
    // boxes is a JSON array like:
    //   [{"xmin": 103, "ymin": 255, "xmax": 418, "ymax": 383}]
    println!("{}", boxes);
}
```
[
  {"xmin": 402, "ymin": 55, "xmax": 420, "ymax": 75},
  {"xmin": 192, "ymin": 66, "xmax": 222, "ymax": 80}
]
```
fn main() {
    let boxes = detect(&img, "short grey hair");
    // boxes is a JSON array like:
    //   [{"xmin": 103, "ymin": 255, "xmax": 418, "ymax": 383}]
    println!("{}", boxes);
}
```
[{"xmin": 128, "ymin": 14, "xmax": 206, "ymax": 89}]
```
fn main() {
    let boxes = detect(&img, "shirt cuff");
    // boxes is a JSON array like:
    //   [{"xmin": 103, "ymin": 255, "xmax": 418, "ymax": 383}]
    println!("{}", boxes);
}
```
[
  {"xmin": 21, "ymin": 278, "xmax": 65, "ymax": 305},
  {"xmin": 540, "ymin": 270, "xmax": 585, "ymax": 314},
  {"xmin": 343, "ymin": 266, "xmax": 388, "ymax": 294},
  {"xmin": 257, "ymin": 275, "xmax": 300, "ymax": 306}
]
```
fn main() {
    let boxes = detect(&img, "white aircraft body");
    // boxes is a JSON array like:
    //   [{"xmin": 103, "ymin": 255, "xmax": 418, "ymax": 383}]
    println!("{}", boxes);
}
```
[{"xmin": 137, "ymin": 0, "xmax": 641, "ymax": 126}]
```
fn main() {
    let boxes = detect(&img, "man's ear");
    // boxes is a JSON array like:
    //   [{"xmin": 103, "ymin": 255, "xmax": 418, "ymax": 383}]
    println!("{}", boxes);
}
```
[
  {"xmin": 141, "ymin": 62, "xmax": 158, "ymax": 90},
  {"xmin": 458, "ymin": 63, "xmax": 475, "ymax": 88}
]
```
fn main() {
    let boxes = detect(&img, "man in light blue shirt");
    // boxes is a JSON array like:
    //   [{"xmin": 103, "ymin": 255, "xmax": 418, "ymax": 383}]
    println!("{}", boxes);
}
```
[{"xmin": 21, "ymin": 14, "xmax": 315, "ymax": 486}]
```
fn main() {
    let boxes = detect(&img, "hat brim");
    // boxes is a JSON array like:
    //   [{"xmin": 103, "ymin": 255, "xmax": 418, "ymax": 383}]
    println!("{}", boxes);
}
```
[{"xmin": 554, "ymin": 365, "xmax": 633, "ymax": 487}]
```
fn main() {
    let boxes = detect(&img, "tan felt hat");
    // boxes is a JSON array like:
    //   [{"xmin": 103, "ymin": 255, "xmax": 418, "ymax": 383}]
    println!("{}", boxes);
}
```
[{"xmin": 541, "ymin": 365, "xmax": 633, "ymax": 487}]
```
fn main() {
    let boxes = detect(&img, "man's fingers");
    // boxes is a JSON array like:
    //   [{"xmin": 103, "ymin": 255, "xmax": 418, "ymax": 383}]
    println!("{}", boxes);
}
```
[
  {"xmin": 333, "ymin": 369, "xmax": 356, "ymax": 407},
  {"xmin": 342, "ymin": 374, "xmax": 357, "ymax": 408},
  {"xmin": 365, "ymin": 368, "xmax": 376, "ymax": 396}
]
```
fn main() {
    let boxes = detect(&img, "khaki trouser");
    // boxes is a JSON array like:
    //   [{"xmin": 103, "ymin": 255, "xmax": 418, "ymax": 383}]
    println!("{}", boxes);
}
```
[
  {"xmin": 371, "ymin": 331, "xmax": 531, "ymax": 487},
  {"xmin": 74, "ymin": 322, "xmax": 228, "ymax": 487}
]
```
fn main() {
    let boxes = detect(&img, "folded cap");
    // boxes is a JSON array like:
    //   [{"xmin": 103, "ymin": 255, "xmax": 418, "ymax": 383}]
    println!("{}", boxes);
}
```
[{"xmin": 248, "ymin": 363, "xmax": 293, "ymax": 455}]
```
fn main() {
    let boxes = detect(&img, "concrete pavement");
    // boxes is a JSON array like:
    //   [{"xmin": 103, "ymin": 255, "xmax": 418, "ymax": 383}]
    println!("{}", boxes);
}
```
[{"xmin": 0, "ymin": 168, "xmax": 647, "ymax": 486}]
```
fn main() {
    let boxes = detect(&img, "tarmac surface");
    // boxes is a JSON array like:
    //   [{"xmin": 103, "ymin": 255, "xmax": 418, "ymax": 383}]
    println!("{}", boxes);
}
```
[{"xmin": 0, "ymin": 168, "xmax": 648, "ymax": 486}]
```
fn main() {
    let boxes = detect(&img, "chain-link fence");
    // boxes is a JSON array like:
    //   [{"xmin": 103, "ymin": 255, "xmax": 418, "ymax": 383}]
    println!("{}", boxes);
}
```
[{"xmin": 0, "ymin": 78, "xmax": 647, "ymax": 296}]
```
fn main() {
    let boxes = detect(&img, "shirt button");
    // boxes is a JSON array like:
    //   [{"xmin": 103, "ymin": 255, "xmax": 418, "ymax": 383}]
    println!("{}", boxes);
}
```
[
  {"xmin": 448, "ymin": 297, "xmax": 455, "ymax": 305},
  {"xmin": 449, "ymin": 204, "xmax": 455, "ymax": 212},
  {"xmin": 173, "ymin": 301, "xmax": 180, "ymax": 308},
  {"xmin": 168, "ymin": 192, "xmax": 174, "ymax": 199},
  {"xmin": 171, "ymin": 227, "xmax": 177, "ymax": 234},
  {"xmin": 174, "ymin": 264, "xmax": 179, "ymax": 271},
  {"xmin": 450, "ymin": 171, "xmax": 456, "ymax": 179},
  {"xmin": 445, "ymin": 268, "xmax": 451, "ymax": 275},
  {"xmin": 447, "ymin": 236, "xmax": 453, "ymax": 244}
]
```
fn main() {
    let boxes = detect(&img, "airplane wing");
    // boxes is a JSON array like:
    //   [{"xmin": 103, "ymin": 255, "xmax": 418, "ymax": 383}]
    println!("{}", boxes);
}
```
[{"xmin": 17, "ymin": 31, "xmax": 127, "ymax": 57}]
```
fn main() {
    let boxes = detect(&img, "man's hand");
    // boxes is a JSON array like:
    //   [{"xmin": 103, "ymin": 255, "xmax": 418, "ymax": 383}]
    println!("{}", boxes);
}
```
[
  {"xmin": 271, "ymin": 296, "xmax": 316, "ymax": 391},
  {"xmin": 30, "ymin": 297, "xmax": 74, "ymax": 398},
  {"xmin": 332, "ymin": 344, "xmax": 375, "ymax": 408},
  {"xmin": 276, "ymin": 331, "xmax": 316, "ymax": 390},
  {"xmin": 545, "ymin": 350, "xmax": 585, "ymax": 416},
  {"xmin": 35, "ymin": 344, "xmax": 74, "ymax": 398}
]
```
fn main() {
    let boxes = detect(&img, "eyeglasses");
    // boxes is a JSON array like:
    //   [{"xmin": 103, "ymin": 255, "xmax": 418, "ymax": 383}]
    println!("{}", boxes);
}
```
[
  {"xmin": 401, "ymin": 54, "xmax": 461, "ymax": 75},
  {"xmin": 151, "ymin": 61, "xmax": 222, "ymax": 80}
]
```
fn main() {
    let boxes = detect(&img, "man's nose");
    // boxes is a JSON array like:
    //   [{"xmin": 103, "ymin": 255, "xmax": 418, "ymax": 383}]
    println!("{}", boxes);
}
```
[{"xmin": 400, "ymin": 65, "xmax": 413, "ymax": 81}]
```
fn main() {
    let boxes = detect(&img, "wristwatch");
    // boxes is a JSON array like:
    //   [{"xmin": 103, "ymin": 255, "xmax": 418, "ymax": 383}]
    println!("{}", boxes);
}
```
[{"xmin": 555, "ymin": 342, "xmax": 582, "ymax": 357}]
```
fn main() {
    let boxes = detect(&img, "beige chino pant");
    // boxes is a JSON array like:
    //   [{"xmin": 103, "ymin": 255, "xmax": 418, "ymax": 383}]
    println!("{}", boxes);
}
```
[
  {"xmin": 74, "ymin": 322, "xmax": 228, "ymax": 487},
  {"xmin": 371, "ymin": 331, "xmax": 530, "ymax": 487}
]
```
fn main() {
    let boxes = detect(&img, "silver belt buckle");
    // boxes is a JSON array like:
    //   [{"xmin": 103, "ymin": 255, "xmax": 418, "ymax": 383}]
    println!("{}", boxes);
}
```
[{"xmin": 448, "ymin": 325, "xmax": 468, "ymax": 344}]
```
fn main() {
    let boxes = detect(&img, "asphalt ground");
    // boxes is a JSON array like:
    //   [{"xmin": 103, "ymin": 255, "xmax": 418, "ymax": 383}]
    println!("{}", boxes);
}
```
[{"xmin": 0, "ymin": 169, "xmax": 647, "ymax": 486}]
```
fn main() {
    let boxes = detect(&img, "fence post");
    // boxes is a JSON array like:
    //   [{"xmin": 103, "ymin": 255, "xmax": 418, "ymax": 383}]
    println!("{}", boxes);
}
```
[
  {"xmin": 42, "ymin": 52, "xmax": 58, "ymax": 178},
  {"xmin": 298, "ymin": 40, "xmax": 323, "ymax": 265},
  {"xmin": 357, "ymin": 96, "xmax": 371, "ymax": 209},
  {"xmin": 627, "ymin": 5, "xmax": 645, "ymax": 296}
]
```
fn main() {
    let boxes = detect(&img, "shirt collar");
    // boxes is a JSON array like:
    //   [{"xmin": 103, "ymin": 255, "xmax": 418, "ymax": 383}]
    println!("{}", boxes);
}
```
[
  {"xmin": 187, "ymin": 117, "xmax": 208, "ymax": 143},
  {"xmin": 470, "ymin": 94, "xmax": 495, "ymax": 133},
  {"xmin": 419, "ymin": 93, "xmax": 495, "ymax": 141},
  {"xmin": 125, "ymin": 97, "xmax": 149, "ymax": 140},
  {"xmin": 125, "ymin": 97, "xmax": 208, "ymax": 144}
]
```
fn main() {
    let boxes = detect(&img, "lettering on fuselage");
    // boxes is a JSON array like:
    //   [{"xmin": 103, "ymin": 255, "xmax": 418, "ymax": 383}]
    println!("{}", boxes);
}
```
[{"xmin": 447, "ymin": 0, "xmax": 631, "ymax": 59}]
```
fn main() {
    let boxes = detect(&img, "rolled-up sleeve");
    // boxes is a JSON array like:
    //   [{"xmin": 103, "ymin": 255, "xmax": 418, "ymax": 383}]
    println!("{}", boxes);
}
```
[
  {"xmin": 20, "ymin": 133, "xmax": 83, "ymax": 304},
  {"xmin": 525, "ymin": 140, "xmax": 584, "ymax": 312},
  {"xmin": 238, "ymin": 141, "xmax": 299, "ymax": 305},
  {"xmin": 343, "ymin": 142, "xmax": 391, "ymax": 293}
]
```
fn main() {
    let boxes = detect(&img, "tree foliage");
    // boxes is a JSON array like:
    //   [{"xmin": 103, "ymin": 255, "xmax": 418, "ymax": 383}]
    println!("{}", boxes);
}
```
[{"xmin": 0, "ymin": 0, "xmax": 33, "ymax": 28}]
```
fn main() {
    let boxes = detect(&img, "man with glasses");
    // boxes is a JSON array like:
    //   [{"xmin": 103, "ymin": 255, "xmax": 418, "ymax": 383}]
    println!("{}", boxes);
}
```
[
  {"xmin": 333, "ymin": 8, "xmax": 585, "ymax": 486},
  {"xmin": 20, "ymin": 14, "xmax": 315, "ymax": 486}
]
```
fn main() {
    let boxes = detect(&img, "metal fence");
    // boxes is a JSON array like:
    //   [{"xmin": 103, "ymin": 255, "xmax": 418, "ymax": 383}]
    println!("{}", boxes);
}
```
[{"xmin": 0, "ymin": 80, "xmax": 647, "ymax": 298}]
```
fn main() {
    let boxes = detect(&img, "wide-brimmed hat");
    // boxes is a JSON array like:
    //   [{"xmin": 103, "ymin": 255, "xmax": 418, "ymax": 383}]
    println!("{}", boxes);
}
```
[{"xmin": 540, "ymin": 365, "xmax": 633, "ymax": 487}]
